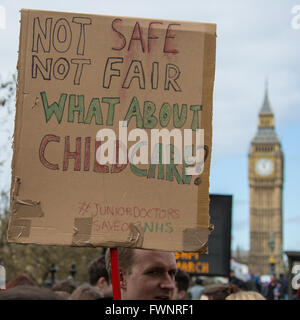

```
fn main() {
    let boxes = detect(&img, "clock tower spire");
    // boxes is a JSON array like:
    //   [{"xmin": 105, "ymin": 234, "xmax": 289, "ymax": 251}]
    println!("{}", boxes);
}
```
[
  {"xmin": 248, "ymin": 83, "xmax": 284, "ymax": 275},
  {"xmin": 258, "ymin": 79, "xmax": 275, "ymax": 129}
]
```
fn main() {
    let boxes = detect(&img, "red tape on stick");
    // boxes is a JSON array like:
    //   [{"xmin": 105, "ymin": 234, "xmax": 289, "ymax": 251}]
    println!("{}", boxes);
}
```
[{"xmin": 110, "ymin": 248, "xmax": 121, "ymax": 300}]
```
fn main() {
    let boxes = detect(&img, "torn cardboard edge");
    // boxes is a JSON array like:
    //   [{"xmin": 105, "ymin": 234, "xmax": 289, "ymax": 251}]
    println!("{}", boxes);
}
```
[
  {"xmin": 11, "ymin": 177, "xmax": 44, "ymax": 218},
  {"xmin": 23, "ymin": 8, "xmax": 216, "ymax": 35},
  {"xmin": 8, "ymin": 219, "xmax": 31, "ymax": 239},
  {"xmin": 194, "ymin": 30, "xmax": 216, "ymax": 240},
  {"xmin": 10, "ymin": 8, "xmax": 32, "ymax": 238},
  {"xmin": 11, "ymin": 9, "xmax": 30, "ymax": 196},
  {"xmin": 182, "ymin": 224, "xmax": 214, "ymax": 253},
  {"xmin": 11, "ymin": 176, "xmax": 21, "ymax": 200},
  {"xmin": 8, "ymin": 176, "xmax": 44, "ymax": 241}
]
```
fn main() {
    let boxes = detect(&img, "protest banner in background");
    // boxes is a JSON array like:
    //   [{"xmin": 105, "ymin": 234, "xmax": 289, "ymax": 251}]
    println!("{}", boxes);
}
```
[
  {"xmin": 8, "ymin": 9, "xmax": 216, "ymax": 251},
  {"xmin": 176, "ymin": 194, "xmax": 232, "ymax": 276}
]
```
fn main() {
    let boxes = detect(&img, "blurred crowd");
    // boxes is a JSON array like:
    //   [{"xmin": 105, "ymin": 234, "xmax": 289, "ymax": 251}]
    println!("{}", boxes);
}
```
[
  {"xmin": 0, "ymin": 252, "xmax": 299, "ymax": 300},
  {"xmin": 187, "ymin": 271, "xmax": 297, "ymax": 300},
  {"xmin": 0, "ymin": 255, "xmax": 111, "ymax": 300}
]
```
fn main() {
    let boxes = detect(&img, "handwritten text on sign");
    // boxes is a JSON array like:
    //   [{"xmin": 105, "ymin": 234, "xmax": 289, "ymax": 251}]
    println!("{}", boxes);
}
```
[{"xmin": 32, "ymin": 15, "xmax": 208, "ymax": 185}]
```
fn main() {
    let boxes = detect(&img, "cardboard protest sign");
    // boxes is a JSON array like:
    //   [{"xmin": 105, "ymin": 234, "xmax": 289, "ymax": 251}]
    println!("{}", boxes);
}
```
[{"xmin": 8, "ymin": 9, "xmax": 216, "ymax": 251}]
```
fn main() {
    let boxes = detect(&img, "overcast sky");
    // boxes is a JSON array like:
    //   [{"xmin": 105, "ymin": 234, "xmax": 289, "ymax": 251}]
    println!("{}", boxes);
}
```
[{"xmin": 0, "ymin": 0, "xmax": 299, "ymax": 252}]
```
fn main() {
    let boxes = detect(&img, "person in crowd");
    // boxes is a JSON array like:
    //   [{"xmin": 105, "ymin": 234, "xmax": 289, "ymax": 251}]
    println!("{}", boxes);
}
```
[
  {"xmin": 245, "ymin": 272, "xmax": 259, "ymax": 291},
  {"xmin": 189, "ymin": 278, "xmax": 205, "ymax": 300},
  {"xmin": 172, "ymin": 268, "xmax": 190, "ymax": 300},
  {"xmin": 69, "ymin": 283, "xmax": 103, "ymax": 300},
  {"xmin": 252, "ymin": 273, "xmax": 262, "ymax": 293},
  {"xmin": 105, "ymin": 248, "xmax": 177, "ymax": 300},
  {"xmin": 278, "ymin": 273, "xmax": 288, "ymax": 300},
  {"xmin": 229, "ymin": 270, "xmax": 248, "ymax": 290},
  {"xmin": 225, "ymin": 290, "xmax": 266, "ymax": 300},
  {"xmin": 5, "ymin": 274, "xmax": 36, "ymax": 289},
  {"xmin": 261, "ymin": 274, "xmax": 282, "ymax": 300},
  {"xmin": 51, "ymin": 278, "xmax": 77, "ymax": 298},
  {"xmin": 200, "ymin": 283, "xmax": 240, "ymax": 300},
  {"xmin": 0, "ymin": 285, "xmax": 64, "ymax": 300},
  {"xmin": 88, "ymin": 255, "xmax": 112, "ymax": 298}
]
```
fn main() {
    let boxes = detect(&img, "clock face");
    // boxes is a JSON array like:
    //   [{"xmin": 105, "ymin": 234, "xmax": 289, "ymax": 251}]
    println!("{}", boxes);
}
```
[{"xmin": 255, "ymin": 158, "xmax": 274, "ymax": 176}]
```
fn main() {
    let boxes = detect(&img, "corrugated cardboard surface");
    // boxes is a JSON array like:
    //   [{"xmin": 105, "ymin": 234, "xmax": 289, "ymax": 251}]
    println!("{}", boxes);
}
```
[{"xmin": 8, "ymin": 9, "xmax": 216, "ymax": 251}]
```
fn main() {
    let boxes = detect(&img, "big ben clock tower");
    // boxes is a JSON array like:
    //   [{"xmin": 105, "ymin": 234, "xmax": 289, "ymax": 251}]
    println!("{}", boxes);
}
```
[{"xmin": 248, "ymin": 83, "xmax": 284, "ymax": 275}]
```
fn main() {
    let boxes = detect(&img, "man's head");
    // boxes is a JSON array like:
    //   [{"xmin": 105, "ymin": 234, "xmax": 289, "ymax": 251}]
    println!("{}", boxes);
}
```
[
  {"xmin": 88, "ymin": 255, "xmax": 112, "ymax": 297},
  {"xmin": 200, "ymin": 284, "xmax": 240, "ymax": 300},
  {"xmin": 51, "ymin": 279, "xmax": 77, "ymax": 295},
  {"xmin": 195, "ymin": 278, "xmax": 203, "ymax": 286},
  {"xmin": 173, "ymin": 269, "xmax": 190, "ymax": 300},
  {"xmin": 270, "ymin": 274, "xmax": 277, "ymax": 283},
  {"xmin": 70, "ymin": 284, "xmax": 103, "ymax": 300},
  {"xmin": 106, "ymin": 248, "xmax": 177, "ymax": 300},
  {"xmin": 229, "ymin": 270, "xmax": 235, "ymax": 277},
  {"xmin": 0, "ymin": 285, "xmax": 64, "ymax": 300},
  {"xmin": 5, "ymin": 274, "xmax": 35, "ymax": 289}
]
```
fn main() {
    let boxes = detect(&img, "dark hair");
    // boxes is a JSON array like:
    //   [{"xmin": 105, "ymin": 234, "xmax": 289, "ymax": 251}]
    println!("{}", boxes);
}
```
[
  {"xmin": 0, "ymin": 285, "xmax": 64, "ymax": 300},
  {"xmin": 88, "ymin": 255, "xmax": 110, "ymax": 285},
  {"xmin": 52, "ymin": 279, "xmax": 77, "ymax": 294},
  {"xmin": 202, "ymin": 284, "xmax": 240, "ymax": 300},
  {"xmin": 6, "ymin": 274, "xmax": 35, "ymax": 289},
  {"xmin": 70, "ymin": 284, "xmax": 103, "ymax": 300},
  {"xmin": 175, "ymin": 269, "xmax": 190, "ymax": 291}
]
